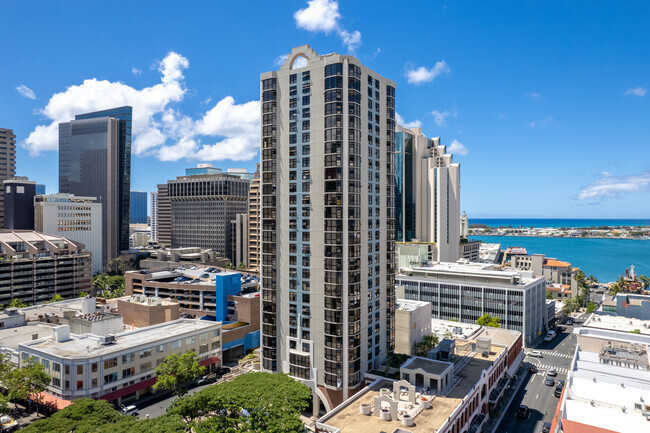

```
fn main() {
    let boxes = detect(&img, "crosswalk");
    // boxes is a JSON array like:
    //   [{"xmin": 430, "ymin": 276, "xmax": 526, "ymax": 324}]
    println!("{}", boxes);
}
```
[
  {"xmin": 531, "ymin": 349, "xmax": 573, "ymax": 359},
  {"xmin": 533, "ymin": 364, "xmax": 568, "ymax": 375}
]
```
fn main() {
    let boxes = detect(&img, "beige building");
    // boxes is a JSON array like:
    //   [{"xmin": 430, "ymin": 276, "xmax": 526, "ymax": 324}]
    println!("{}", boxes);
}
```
[
  {"xmin": 395, "ymin": 298, "xmax": 432, "ymax": 355},
  {"xmin": 509, "ymin": 253, "xmax": 579, "ymax": 296},
  {"xmin": 231, "ymin": 213, "xmax": 248, "ymax": 267},
  {"xmin": 247, "ymin": 163, "xmax": 260, "ymax": 271},
  {"xmin": 116, "ymin": 295, "xmax": 180, "ymax": 328},
  {"xmin": 0, "ymin": 129, "xmax": 17, "ymax": 229}
]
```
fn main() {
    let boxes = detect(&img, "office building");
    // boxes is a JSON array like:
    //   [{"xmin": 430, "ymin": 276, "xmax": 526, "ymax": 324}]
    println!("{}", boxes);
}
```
[
  {"xmin": 0, "ymin": 231, "xmax": 92, "ymax": 306},
  {"xmin": 129, "ymin": 224, "xmax": 150, "ymax": 248},
  {"xmin": 316, "ymin": 327, "xmax": 523, "ymax": 429},
  {"xmin": 247, "ymin": 164, "xmax": 260, "ymax": 271},
  {"xmin": 59, "ymin": 106, "xmax": 132, "ymax": 265},
  {"xmin": 226, "ymin": 168, "xmax": 255, "ymax": 181},
  {"xmin": 18, "ymin": 319, "xmax": 222, "ymax": 407},
  {"xmin": 34, "ymin": 193, "xmax": 103, "ymax": 274},
  {"xmin": 185, "ymin": 163, "xmax": 222, "ymax": 176},
  {"xmin": 508, "ymin": 253, "xmax": 579, "ymax": 297},
  {"xmin": 394, "ymin": 125, "xmax": 460, "ymax": 262},
  {"xmin": 3, "ymin": 177, "xmax": 36, "ymax": 230},
  {"xmin": 138, "ymin": 247, "xmax": 228, "ymax": 269},
  {"xmin": 551, "ymin": 327, "xmax": 650, "ymax": 433},
  {"xmin": 0, "ymin": 129, "xmax": 17, "ymax": 229},
  {"xmin": 161, "ymin": 170, "xmax": 248, "ymax": 260},
  {"xmin": 231, "ymin": 213, "xmax": 248, "ymax": 267},
  {"xmin": 130, "ymin": 191, "xmax": 147, "ymax": 224},
  {"xmin": 125, "ymin": 266, "xmax": 260, "ymax": 360},
  {"xmin": 156, "ymin": 184, "xmax": 171, "ymax": 246},
  {"xmin": 150, "ymin": 191, "xmax": 158, "ymax": 243},
  {"xmin": 396, "ymin": 261, "xmax": 547, "ymax": 345},
  {"xmin": 260, "ymin": 45, "xmax": 397, "ymax": 409},
  {"xmin": 35, "ymin": 184, "xmax": 46, "ymax": 195}
]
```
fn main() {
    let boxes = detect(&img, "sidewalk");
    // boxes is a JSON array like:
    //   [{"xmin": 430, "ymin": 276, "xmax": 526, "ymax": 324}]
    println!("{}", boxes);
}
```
[{"xmin": 482, "ymin": 364, "xmax": 530, "ymax": 433}]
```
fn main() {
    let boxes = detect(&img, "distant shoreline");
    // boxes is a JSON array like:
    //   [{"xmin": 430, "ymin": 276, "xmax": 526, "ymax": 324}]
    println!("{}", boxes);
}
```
[{"xmin": 470, "ymin": 233, "xmax": 649, "ymax": 241}]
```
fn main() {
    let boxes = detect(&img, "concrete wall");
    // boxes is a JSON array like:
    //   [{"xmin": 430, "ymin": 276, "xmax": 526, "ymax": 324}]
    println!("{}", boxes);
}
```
[{"xmin": 117, "ymin": 298, "xmax": 180, "ymax": 328}]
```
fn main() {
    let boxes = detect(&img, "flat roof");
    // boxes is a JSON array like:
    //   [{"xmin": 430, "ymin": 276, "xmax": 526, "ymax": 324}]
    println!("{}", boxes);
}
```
[
  {"xmin": 583, "ymin": 314, "xmax": 650, "ymax": 335},
  {"xmin": 20, "ymin": 319, "xmax": 220, "ymax": 359},
  {"xmin": 399, "ymin": 261, "xmax": 541, "ymax": 286},
  {"xmin": 396, "ymin": 298, "xmax": 430, "ymax": 311},
  {"xmin": 431, "ymin": 318, "xmax": 482, "ymax": 341},
  {"xmin": 319, "ymin": 344, "xmax": 504, "ymax": 432},
  {"xmin": 0, "ymin": 323, "xmax": 57, "ymax": 350},
  {"xmin": 401, "ymin": 356, "xmax": 452, "ymax": 376}
]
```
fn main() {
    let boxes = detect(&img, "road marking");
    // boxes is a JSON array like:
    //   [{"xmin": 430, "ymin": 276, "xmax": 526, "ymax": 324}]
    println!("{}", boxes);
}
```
[{"xmin": 536, "ymin": 393, "xmax": 539, "ymax": 399}]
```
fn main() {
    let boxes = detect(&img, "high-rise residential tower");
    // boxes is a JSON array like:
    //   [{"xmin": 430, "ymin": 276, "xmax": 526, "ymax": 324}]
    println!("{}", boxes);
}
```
[
  {"xmin": 247, "ymin": 163, "xmax": 260, "ymax": 271},
  {"xmin": 59, "ymin": 106, "xmax": 132, "ymax": 265},
  {"xmin": 130, "ymin": 191, "xmax": 147, "ymax": 224},
  {"xmin": 260, "ymin": 46, "xmax": 396, "ymax": 410},
  {"xmin": 394, "ymin": 125, "xmax": 461, "ymax": 263},
  {"xmin": 150, "ymin": 191, "xmax": 159, "ymax": 243},
  {"xmin": 3, "ymin": 177, "xmax": 36, "ymax": 230},
  {"xmin": 0, "ymin": 128, "xmax": 17, "ymax": 228}
]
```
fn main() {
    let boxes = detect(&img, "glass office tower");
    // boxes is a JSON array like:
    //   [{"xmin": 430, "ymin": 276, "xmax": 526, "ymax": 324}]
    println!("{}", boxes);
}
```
[
  {"xmin": 59, "ymin": 106, "xmax": 132, "ymax": 264},
  {"xmin": 130, "ymin": 191, "xmax": 147, "ymax": 224}
]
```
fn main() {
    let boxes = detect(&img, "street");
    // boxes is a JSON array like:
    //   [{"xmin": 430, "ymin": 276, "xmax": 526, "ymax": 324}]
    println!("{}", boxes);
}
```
[{"xmin": 494, "ymin": 318, "xmax": 581, "ymax": 433}]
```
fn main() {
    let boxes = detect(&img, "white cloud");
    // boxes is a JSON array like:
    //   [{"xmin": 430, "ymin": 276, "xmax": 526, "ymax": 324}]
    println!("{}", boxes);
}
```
[
  {"xmin": 527, "ymin": 116, "xmax": 554, "ymax": 128},
  {"xmin": 526, "ymin": 92, "xmax": 540, "ymax": 99},
  {"xmin": 293, "ymin": 0, "xmax": 362, "ymax": 53},
  {"xmin": 624, "ymin": 87, "xmax": 647, "ymax": 97},
  {"xmin": 294, "ymin": 0, "xmax": 340, "ymax": 32},
  {"xmin": 431, "ymin": 109, "xmax": 457, "ymax": 126},
  {"xmin": 447, "ymin": 139, "xmax": 468, "ymax": 155},
  {"xmin": 23, "ymin": 51, "xmax": 260, "ymax": 162},
  {"xmin": 16, "ymin": 84, "xmax": 36, "ymax": 100},
  {"xmin": 131, "ymin": 67, "xmax": 142, "ymax": 76},
  {"xmin": 405, "ymin": 61, "xmax": 450, "ymax": 84},
  {"xmin": 395, "ymin": 112, "xmax": 422, "ymax": 129},
  {"xmin": 578, "ymin": 171, "xmax": 650, "ymax": 200},
  {"xmin": 274, "ymin": 54, "xmax": 288, "ymax": 66}
]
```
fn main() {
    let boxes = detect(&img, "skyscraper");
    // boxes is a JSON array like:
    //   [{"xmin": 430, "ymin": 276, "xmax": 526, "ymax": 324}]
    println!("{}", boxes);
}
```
[
  {"xmin": 150, "ymin": 191, "xmax": 159, "ymax": 243},
  {"xmin": 0, "ymin": 128, "xmax": 17, "ymax": 229},
  {"xmin": 59, "ymin": 106, "xmax": 132, "ymax": 265},
  {"xmin": 247, "ymin": 163, "xmax": 260, "ymax": 271},
  {"xmin": 260, "ymin": 46, "xmax": 396, "ymax": 410},
  {"xmin": 3, "ymin": 177, "xmax": 36, "ymax": 230},
  {"xmin": 156, "ymin": 184, "xmax": 171, "ymax": 247},
  {"xmin": 130, "ymin": 191, "xmax": 147, "ymax": 224},
  {"xmin": 394, "ymin": 125, "xmax": 461, "ymax": 262}
]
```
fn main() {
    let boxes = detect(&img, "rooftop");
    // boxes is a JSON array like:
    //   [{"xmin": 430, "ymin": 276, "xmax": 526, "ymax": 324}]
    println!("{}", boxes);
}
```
[
  {"xmin": 396, "ymin": 298, "xmax": 430, "ymax": 312},
  {"xmin": 430, "ymin": 318, "xmax": 482, "ymax": 341},
  {"xmin": 583, "ymin": 314, "xmax": 650, "ymax": 335},
  {"xmin": 0, "ymin": 323, "xmax": 57, "ymax": 351},
  {"xmin": 399, "ymin": 261, "xmax": 540, "ymax": 286},
  {"xmin": 401, "ymin": 356, "xmax": 453, "ymax": 376},
  {"xmin": 545, "ymin": 259, "xmax": 571, "ymax": 267},
  {"xmin": 20, "ymin": 319, "xmax": 220, "ymax": 360},
  {"xmin": 318, "ymin": 344, "xmax": 505, "ymax": 433}
]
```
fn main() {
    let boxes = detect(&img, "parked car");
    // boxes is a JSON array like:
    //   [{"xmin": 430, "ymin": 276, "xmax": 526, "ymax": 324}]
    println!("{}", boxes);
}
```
[
  {"xmin": 196, "ymin": 375, "xmax": 214, "ymax": 386},
  {"xmin": 557, "ymin": 379, "xmax": 565, "ymax": 387},
  {"xmin": 200, "ymin": 273, "xmax": 210, "ymax": 278},
  {"xmin": 554, "ymin": 385, "xmax": 564, "ymax": 397},
  {"xmin": 567, "ymin": 318, "xmax": 574, "ymax": 325},
  {"xmin": 542, "ymin": 421, "xmax": 552, "ymax": 433},
  {"xmin": 121, "ymin": 405, "xmax": 139, "ymax": 416},
  {"xmin": 545, "ymin": 377, "xmax": 555, "ymax": 386},
  {"xmin": 216, "ymin": 367, "xmax": 231, "ymax": 377},
  {"xmin": 548, "ymin": 368, "xmax": 557, "ymax": 377},
  {"xmin": 516, "ymin": 405, "xmax": 529, "ymax": 419},
  {"xmin": 529, "ymin": 350, "xmax": 543, "ymax": 358},
  {"xmin": 1, "ymin": 415, "xmax": 18, "ymax": 432},
  {"xmin": 529, "ymin": 365, "xmax": 538, "ymax": 373}
]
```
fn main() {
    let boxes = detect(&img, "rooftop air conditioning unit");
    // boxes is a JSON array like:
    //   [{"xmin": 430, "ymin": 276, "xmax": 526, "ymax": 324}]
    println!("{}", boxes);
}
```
[{"xmin": 99, "ymin": 335, "xmax": 116, "ymax": 345}]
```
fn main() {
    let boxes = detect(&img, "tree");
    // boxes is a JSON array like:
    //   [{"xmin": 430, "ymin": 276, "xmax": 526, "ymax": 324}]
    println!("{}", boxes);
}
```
[
  {"xmin": 4, "ymin": 358, "xmax": 50, "ymax": 416},
  {"xmin": 238, "ymin": 262, "xmax": 246, "ymax": 269},
  {"xmin": 47, "ymin": 294, "xmax": 63, "ymax": 303},
  {"xmin": 546, "ymin": 290, "xmax": 553, "ymax": 300},
  {"xmin": 153, "ymin": 350, "xmax": 205, "ymax": 398},
  {"xmin": 93, "ymin": 274, "xmax": 125, "ymax": 299},
  {"xmin": 588, "ymin": 274, "xmax": 598, "ymax": 286},
  {"xmin": 638, "ymin": 275, "xmax": 650, "ymax": 290},
  {"xmin": 10, "ymin": 298, "xmax": 26, "ymax": 308},
  {"xmin": 414, "ymin": 334, "xmax": 439, "ymax": 357},
  {"xmin": 586, "ymin": 302, "xmax": 597, "ymax": 314},
  {"xmin": 224, "ymin": 262, "xmax": 235, "ymax": 270},
  {"xmin": 477, "ymin": 313, "xmax": 501, "ymax": 328},
  {"xmin": 105, "ymin": 258, "xmax": 126, "ymax": 276},
  {"xmin": 79, "ymin": 291, "xmax": 88, "ymax": 298}
]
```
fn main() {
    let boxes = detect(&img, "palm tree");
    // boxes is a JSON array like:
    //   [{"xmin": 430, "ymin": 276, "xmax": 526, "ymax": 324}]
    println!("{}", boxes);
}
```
[{"xmin": 638, "ymin": 275, "xmax": 650, "ymax": 290}]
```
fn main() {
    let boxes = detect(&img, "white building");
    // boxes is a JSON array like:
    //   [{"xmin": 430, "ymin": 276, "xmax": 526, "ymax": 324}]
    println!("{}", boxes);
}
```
[
  {"xmin": 394, "ymin": 125, "xmax": 461, "ymax": 263},
  {"xmin": 395, "ymin": 298, "xmax": 432, "ymax": 355},
  {"xmin": 396, "ymin": 261, "xmax": 547, "ymax": 345},
  {"xmin": 460, "ymin": 211, "xmax": 469, "ymax": 239},
  {"xmin": 19, "ymin": 319, "xmax": 222, "ymax": 407},
  {"xmin": 150, "ymin": 191, "xmax": 158, "ymax": 243},
  {"xmin": 554, "ymin": 327, "xmax": 650, "ymax": 433},
  {"xmin": 260, "ymin": 45, "xmax": 397, "ymax": 410},
  {"xmin": 34, "ymin": 193, "xmax": 102, "ymax": 274}
]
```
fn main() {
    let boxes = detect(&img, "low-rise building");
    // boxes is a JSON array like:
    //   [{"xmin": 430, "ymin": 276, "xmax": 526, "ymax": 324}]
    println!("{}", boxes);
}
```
[
  {"xmin": 510, "ymin": 253, "xmax": 579, "ymax": 297},
  {"xmin": 138, "ymin": 247, "xmax": 229, "ymax": 269},
  {"xmin": 597, "ymin": 293, "xmax": 650, "ymax": 320},
  {"xmin": 395, "ymin": 299, "xmax": 432, "ymax": 355},
  {"xmin": 115, "ymin": 295, "xmax": 180, "ymax": 328},
  {"xmin": 460, "ymin": 239, "xmax": 481, "ymax": 262},
  {"xmin": 0, "ymin": 231, "xmax": 92, "ymax": 307},
  {"xmin": 316, "ymin": 327, "xmax": 523, "ymax": 433},
  {"xmin": 551, "ymin": 327, "xmax": 650, "ymax": 433},
  {"xmin": 19, "ymin": 319, "xmax": 222, "ymax": 407},
  {"xmin": 397, "ymin": 261, "xmax": 547, "ymax": 345}
]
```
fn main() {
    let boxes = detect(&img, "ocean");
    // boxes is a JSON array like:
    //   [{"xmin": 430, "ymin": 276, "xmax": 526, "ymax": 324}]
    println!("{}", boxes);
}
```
[
  {"xmin": 470, "ymin": 218, "xmax": 650, "ymax": 228},
  {"xmin": 470, "ymin": 235, "xmax": 650, "ymax": 283}
]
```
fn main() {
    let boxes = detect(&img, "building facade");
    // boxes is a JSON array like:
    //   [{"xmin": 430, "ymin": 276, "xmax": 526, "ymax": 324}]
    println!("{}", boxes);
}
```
[
  {"xmin": 156, "ymin": 184, "xmax": 171, "ymax": 246},
  {"xmin": 19, "ymin": 319, "xmax": 222, "ymax": 406},
  {"xmin": 164, "ymin": 171, "xmax": 249, "ymax": 260},
  {"xmin": 0, "ymin": 128, "xmax": 17, "ymax": 229},
  {"xmin": 150, "ymin": 191, "xmax": 158, "ymax": 243},
  {"xmin": 59, "ymin": 107, "xmax": 132, "ymax": 264},
  {"xmin": 130, "ymin": 191, "xmax": 147, "ymax": 224},
  {"xmin": 247, "ymin": 163, "xmax": 260, "ymax": 271},
  {"xmin": 34, "ymin": 193, "xmax": 103, "ymax": 274},
  {"xmin": 3, "ymin": 177, "xmax": 36, "ymax": 230},
  {"xmin": 394, "ymin": 125, "xmax": 461, "ymax": 262},
  {"xmin": 397, "ymin": 262, "xmax": 547, "ymax": 345},
  {"xmin": 260, "ymin": 45, "xmax": 397, "ymax": 409},
  {"xmin": 231, "ymin": 213, "xmax": 248, "ymax": 267},
  {"xmin": 0, "ymin": 231, "xmax": 92, "ymax": 307}
]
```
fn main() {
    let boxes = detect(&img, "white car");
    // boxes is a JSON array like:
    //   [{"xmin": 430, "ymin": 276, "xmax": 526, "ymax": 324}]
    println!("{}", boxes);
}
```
[
  {"xmin": 544, "ymin": 335, "xmax": 553, "ymax": 342},
  {"xmin": 529, "ymin": 350, "xmax": 543, "ymax": 358},
  {"xmin": 1, "ymin": 415, "xmax": 19, "ymax": 432},
  {"xmin": 121, "ymin": 405, "xmax": 139, "ymax": 416}
]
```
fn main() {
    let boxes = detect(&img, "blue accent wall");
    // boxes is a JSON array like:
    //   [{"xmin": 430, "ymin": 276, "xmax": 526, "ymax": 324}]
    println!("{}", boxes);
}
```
[{"xmin": 215, "ymin": 272, "xmax": 241, "ymax": 322}]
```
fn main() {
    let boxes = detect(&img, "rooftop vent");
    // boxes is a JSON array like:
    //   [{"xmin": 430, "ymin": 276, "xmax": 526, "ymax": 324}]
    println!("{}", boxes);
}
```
[{"xmin": 99, "ymin": 335, "xmax": 116, "ymax": 345}]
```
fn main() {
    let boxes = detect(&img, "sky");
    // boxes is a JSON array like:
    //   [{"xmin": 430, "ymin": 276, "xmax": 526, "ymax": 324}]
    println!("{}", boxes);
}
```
[{"xmin": 1, "ymin": 0, "xmax": 649, "ymax": 218}]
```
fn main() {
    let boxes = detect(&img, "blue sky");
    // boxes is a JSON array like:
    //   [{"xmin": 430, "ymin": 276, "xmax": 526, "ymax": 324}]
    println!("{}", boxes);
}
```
[{"xmin": 1, "ymin": 0, "xmax": 649, "ymax": 218}]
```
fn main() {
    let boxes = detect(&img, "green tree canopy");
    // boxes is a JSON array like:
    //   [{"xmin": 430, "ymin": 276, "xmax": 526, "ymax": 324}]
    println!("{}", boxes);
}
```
[
  {"xmin": 477, "ymin": 313, "xmax": 501, "ymax": 328},
  {"xmin": 10, "ymin": 298, "xmax": 26, "ymax": 308},
  {"xmin": 93, "ymin": 274, "xmax": 125, "ymax": 299},
  {"xmin": 414, "ymin": 334, "xmax": 439, "ymax": 357},
  {"xmin": 153, "ymin": 350, "xmax": 205, "ymax": 398}
]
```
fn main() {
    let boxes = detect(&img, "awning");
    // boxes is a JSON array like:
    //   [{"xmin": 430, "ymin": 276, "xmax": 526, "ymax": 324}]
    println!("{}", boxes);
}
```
[
  {"xmin": 32, "ymin": 392, "xmax": 73, "ymax": 410},
  {"xmin": 100, "ymin": 377, "xmax": 157, "ymax": 402},
  {"xmin": 199, "ymin": 355, "xmax": 220, "ymax": 367}
]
